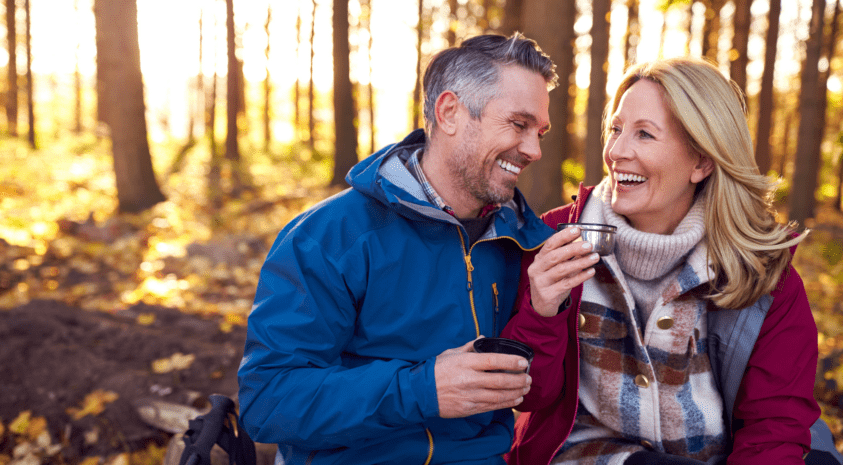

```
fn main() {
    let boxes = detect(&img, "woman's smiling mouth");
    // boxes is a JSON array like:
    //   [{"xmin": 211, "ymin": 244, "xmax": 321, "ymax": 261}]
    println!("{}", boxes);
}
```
[{"xmin": 615, "ymin": 171, "xmax": 648, "ymax": 186}]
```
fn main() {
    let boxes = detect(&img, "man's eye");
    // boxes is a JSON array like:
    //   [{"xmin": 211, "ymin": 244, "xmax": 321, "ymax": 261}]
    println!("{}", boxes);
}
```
[{"xmin": 513, "ymin": 121, "xmax": 526, "ymax": 130}]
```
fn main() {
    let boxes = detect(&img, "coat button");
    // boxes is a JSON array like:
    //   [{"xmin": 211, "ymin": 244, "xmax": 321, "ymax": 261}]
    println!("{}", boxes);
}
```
[
  {"xmin": 656, "ymin": 316, "xmax": 674, "ymax": 330},
  {"xmin": 578, "ymin": 313, "xmax": 586, "ymax": 329},
  {"xmin": 634, "ymin": 374, "xmax": 650, "ymax": 388}
]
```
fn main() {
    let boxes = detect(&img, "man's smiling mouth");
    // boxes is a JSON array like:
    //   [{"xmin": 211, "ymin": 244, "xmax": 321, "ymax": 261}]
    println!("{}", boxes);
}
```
[{"xmin": 497, "ymin": 159, "xmax": 521, "ymax": 175}]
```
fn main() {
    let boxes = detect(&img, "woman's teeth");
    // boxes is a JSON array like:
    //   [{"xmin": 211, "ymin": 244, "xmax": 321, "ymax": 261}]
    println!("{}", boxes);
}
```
[
  {"xmin": 616, "ymin": 172, "xmax": 647, "ymax": 183},
  {"xmin": 497, "ymin": 159, "xmax": 521, "ymax": 175}
]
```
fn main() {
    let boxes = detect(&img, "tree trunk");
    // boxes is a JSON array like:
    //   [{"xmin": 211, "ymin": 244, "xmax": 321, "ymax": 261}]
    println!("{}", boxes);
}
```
[
  {"xmin": 412, "ymin": 0, "xmax": 424, "ymax": 131},
  {"xmin": 730, "ymin": 0, "xmax": 752, "ymax": 94},
  {"xmin": 224, "ymin": 0, "xmax": 243, "ymax": 196},
  {"xmin": 701, "ymin": 0, "xmax": 724, "ymax": 61},
  {"xmin": 291, "ymin": 7, "xmax": 301, "ymax": 144},
  {"xmin": 93, "ymin": 0, "xmax": 165, "ymax": 213},
  {"xmin": 501, "ymin": 0, "xmax": 523, "ymax": 37},
  {"xmin": 263, "ymin": 4, "xmax": 272, "ymax": 152},
  {"xmin": 447, "ymin": 0, "xmax": 459, "ymax": 46},
  {"xmin": 788, "ymin": 0, "xmax": 826, "ymax": 224},
  {"xmin": 754, "ymin": 0, "xmax": 780, "ymax": 175},
  {"xmin": 625, "ymin": 0, "xmax": 639, "ymax": 67},
  {"xmin": 363, "ymin": 0, "xmax": 376, "ymax": 155},
  {"xmin": 517, "ymin": 0, "xmax": 577, "ymax": 214},
  {"xmin": 307, "ymin": 0, "xmax": 317, "ymax": 150},
  {"xmin": 208, "ymin": 4, "xmax": 221, "ymax": 205},
  {"xmin": 23, "ymin": 0, "xmax": 33, "ymax": 148},
  {"xmin": 585, "ymin": 0, "xmax": 610, "ymax": 186},
  {"xmin": 6, "ymin": 0, "xmax": 17, "ymax": 136},
  {"xmin": 74, "ymin": 0, "xmax": 83, "ymax": 134},
  {"xmin": 331, "ymin": 0, "xmax": 358, "ymax": 187}
]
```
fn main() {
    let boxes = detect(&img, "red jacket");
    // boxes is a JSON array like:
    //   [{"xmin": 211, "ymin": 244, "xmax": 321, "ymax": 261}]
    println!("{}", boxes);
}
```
[{"xmin": 502, "ymin": 184, "xmax": 820, "ymax": 465}]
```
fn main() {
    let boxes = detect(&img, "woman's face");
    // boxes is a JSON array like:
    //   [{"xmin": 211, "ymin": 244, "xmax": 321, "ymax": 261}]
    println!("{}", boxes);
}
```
[{"xmin": 603, "ymin": 79, "xmax": 712, "ymax": 235}]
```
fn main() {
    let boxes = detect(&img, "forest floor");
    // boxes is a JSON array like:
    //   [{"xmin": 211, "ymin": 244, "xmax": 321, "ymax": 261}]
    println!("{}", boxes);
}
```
[{"xmin": 0, "ymin": 136, "xmax": 842, "ymax": 464}]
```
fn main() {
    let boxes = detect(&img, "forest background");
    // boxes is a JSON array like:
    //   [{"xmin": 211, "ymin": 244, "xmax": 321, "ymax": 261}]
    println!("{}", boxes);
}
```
[{"xmin": 1, "ymin": 0, "xmax": 843, "ymax": 464}]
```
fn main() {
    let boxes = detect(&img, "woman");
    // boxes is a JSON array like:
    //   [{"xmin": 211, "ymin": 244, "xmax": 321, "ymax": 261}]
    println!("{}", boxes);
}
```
[{"xmin": 501, "ymin": 57, "xmax": 822, "ymax": 464}]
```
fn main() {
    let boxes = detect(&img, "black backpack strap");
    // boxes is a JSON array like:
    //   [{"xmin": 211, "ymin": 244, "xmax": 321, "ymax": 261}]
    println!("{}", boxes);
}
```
[{"xmin": 178, "ymin": 395, "xmax": 256, "ymax": 465}]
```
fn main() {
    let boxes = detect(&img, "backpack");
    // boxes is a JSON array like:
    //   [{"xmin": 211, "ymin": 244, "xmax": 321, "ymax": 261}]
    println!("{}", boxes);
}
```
[{"xmin": 178, "ymin": 395, "xmax": 257, "ymax": 465}]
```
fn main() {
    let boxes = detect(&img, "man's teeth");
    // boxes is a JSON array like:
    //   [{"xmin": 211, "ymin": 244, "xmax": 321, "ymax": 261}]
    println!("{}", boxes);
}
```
[
  {"xmin": 497, "ymin": 159, "xmax": 521, "ymax": 175},
  {"xmin": 616, "ymin": 172, "xmax": 647, "ymax": 183}
]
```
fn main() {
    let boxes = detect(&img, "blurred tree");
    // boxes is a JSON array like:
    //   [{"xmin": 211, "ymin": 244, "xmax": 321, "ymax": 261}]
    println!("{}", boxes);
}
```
[
  {"xmin": 331, "ymin": 0, "xmax": 358, "ymax": 186},
  {"xmin": 361, "ymin": 0, "xmax": 376, "ymax": 155},
  {"xmin": 789, "ymin": 0, "xmax": 827, "ymax": 224},
  {"xmin": 730, "ymin": 0, "xmax": 752, "ymax": 94},
  {"xmin": 501, "ymin": 0, "xmax": 523, "ymax": 37},
  {"xmin": 624, "ymin": 0, "xmax": 640, "ymax": 67},
  {"xmin": 263, "ymin": 4, "xmax": 272, "ymax": 152},
  {"xmin": 700, "ymin": 0, "xmax": 725, "ymax": 61},
  {"xmin": 93, "ymin": 0, "xmax": 165, "ymax": 213},
  {"xmin": 294, "ymin": 4, "xmax": 302, "ymax": 143},
  {"xmin": 412, "ymin": 0, "xmax": 425, "ymax": 130},
  {"xmin": 6, "ymin": 0, "xmax": 17, "ymax": 136},
  {"xmin": 23, "ymin": 0, "xmax": 32, "ymax": 148},
  {"xmin": 224, "ymin": 0, "xmax": 244, "ymax": 196},
  {"xmin": 585, "ymin": 0, "xmax": 610, "ymax": 186},
  {"xmin": 308, "ymin": 0, "xmax": 317, "ymax": 150},
  {"xmin": 517, "ymin": 0, "xmax": 577, "ymax": 214},
  {"xmin": 208, "ymin": 4, "xmax": 221, "ymax": 205},
  {"xmin": 755, "ymin": 0, "xmax": 781, "ymax": 175},
  {"xmin": 74, "ymin": 0, "xmax": 83, "ymax": 134},
  {"xmin": 447, "ymin": 0, "xmax": 459, "ymax": 46}
]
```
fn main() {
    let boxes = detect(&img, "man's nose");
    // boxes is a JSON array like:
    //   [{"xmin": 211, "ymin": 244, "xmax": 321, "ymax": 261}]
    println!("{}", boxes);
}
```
[{"xmin": 520, "ymin": 133, "xmax": 542, "ymax": 162}]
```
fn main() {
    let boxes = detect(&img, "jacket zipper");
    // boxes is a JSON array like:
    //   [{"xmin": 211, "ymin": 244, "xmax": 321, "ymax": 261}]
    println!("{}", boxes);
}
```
[
  {"xmin": 492, "ymin": 282, "xmax": 499, "ymax": 336},
  {"xmin": 423, "ymin": 428, "xmax": 434, "ymax": 465},
  {"xmin": 457, "ymin": 229, "xmax": 480, "ymax": 337},
  {"xmin": 458, "ymin": 229, "xmax": 482, "ymax": 338}
]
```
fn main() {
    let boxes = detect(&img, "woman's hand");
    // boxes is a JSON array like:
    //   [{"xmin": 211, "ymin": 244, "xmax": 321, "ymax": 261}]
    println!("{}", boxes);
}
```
[{"xmin": 527, "ymin": 226, "xmax": 600, "ymax": 317}]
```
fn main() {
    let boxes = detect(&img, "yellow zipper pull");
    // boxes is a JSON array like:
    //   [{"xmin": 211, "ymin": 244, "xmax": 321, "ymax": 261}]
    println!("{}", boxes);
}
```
[{"xmin": 464, "ymin": 254, "xmax": 474, "ymax": 272}]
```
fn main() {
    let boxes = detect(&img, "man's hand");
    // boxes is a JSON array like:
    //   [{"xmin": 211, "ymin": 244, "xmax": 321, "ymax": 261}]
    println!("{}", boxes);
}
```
[
  {"xmin": 434, "ymin": 339, "xmax": 531, "ymax": 419},
  {"xmin": 528, "ymin": 225, "xmax": 600, "ymax": 317}
]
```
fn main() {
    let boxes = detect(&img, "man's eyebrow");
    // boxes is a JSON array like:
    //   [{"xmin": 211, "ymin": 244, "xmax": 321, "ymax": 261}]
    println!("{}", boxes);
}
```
[{"xmin": 512, "ymin": 111, "xmax": 551, "ymax": 131}]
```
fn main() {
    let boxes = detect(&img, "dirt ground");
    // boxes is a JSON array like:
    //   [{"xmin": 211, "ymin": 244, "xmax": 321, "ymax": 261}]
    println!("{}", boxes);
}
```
[{"xmin": 0, "ymin": 299, "xmax": 248, "ymax": 464}]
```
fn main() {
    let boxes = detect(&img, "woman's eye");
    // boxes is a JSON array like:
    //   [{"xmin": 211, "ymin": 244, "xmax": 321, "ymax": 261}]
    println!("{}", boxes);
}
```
[
  {"xmin": 638, "ymin": 130, "xmax": 653, "ymax": 139},
  {"xmin": 610, "ymin": 126, "xmax": 621, "ymax": 135}
]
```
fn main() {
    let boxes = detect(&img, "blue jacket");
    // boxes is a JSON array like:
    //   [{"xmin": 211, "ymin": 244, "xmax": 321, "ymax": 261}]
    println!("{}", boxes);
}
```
[{"xmin": 237, "ymin": 129, "xmax": 554, "ymax": 464}]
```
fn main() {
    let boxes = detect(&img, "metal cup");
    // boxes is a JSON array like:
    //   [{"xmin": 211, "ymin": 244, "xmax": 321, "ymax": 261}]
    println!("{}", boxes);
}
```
[{"xmin": 557, "ymin": 222, "xmax": 617, "ymax": 256}]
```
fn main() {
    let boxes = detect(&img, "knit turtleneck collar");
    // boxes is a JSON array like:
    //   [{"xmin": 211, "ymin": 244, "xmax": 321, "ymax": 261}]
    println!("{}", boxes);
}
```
[{"xmin": 600, "ymin": 187, "xmax": 706, "ymax": 281}]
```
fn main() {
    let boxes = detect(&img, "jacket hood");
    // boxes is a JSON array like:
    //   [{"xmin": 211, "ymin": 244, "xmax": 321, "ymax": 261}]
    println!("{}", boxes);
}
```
[{"xmin": 346, "ymin": 129, "xmax": 551, "ymax": 247}]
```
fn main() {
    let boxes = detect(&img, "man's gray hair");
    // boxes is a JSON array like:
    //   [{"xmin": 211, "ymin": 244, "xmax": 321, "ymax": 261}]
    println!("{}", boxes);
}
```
[{"xmin": 422, "ymin": 32, "xmax": 558, "ymax": 133}]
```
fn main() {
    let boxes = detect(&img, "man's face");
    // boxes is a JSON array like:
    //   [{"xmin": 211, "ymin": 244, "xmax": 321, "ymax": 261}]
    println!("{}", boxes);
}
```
[{"xmin": 449, "ymin": 65, "xmax": 551, "ymax": 207}]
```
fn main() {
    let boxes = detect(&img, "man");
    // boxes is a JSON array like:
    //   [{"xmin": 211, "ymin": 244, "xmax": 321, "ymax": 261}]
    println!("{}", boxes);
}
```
[{"xmin": 238, "ymin": 33, "xmax": 558, "ymax": 464}]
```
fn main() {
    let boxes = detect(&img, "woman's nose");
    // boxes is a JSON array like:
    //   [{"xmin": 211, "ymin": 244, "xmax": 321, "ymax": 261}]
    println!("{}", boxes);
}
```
[{"xmin": 606, "ymin": 133, "xmax": 629, "ymax": 163}]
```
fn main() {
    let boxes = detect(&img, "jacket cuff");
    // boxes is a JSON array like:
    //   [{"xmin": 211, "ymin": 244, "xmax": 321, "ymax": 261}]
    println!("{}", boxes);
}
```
[{"xmin": 408, "ymin": 358, "xmax": 440, "ymax": 419}]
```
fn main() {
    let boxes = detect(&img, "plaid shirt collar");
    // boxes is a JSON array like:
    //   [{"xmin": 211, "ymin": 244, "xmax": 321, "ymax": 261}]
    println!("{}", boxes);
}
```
[{"xmin": 405, "ymin": 149, "xmax": 499, "ymax": 218}]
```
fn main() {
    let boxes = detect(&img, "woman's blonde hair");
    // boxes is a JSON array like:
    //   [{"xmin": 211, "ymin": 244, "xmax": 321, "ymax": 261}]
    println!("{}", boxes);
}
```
[{"xmin": 604, "ymin": 57, "xmax": 807, "ymax": 309}]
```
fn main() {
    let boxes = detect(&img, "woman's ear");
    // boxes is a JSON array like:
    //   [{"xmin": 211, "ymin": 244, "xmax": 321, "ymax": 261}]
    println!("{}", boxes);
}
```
[
  {"xmin": 434, "ymin": 91, "xmax": 460, "ymax": 136},
  {"xmin": 691, "ymin": 154, "xmax": 714, "ymax": 184}
]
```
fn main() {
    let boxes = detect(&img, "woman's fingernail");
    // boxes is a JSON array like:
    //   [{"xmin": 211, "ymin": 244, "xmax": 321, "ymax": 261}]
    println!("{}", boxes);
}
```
[
  {"xmin": 590, "ymin": 253, "xmax": 599, "ymax": 260},
  {"xmin": 570, "ymin": 227, "xmax": 580, "ymax": 235},
  {"xmin": 581, "ymin": 242, "xmax": 592, "ymax": 250}
]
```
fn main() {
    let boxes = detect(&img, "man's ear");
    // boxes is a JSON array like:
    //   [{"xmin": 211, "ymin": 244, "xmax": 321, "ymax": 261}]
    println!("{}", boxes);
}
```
[
  {"xmin": 434, "ymin": 91, "xmax": 460, "ymax": 136},
  {"xmin": 691, "ymin": 154, "xmax": 714, "ymax": 184}
]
